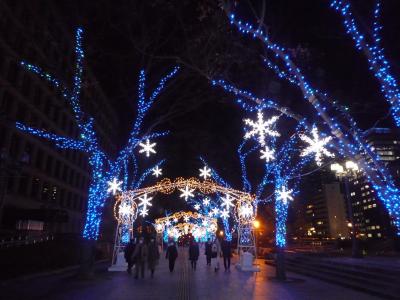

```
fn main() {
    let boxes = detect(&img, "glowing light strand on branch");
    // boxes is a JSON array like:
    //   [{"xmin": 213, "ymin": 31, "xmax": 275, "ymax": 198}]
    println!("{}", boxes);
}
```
[{"xmin": 17, "ymin": 27, "xmax": 178, "ymax": 240}]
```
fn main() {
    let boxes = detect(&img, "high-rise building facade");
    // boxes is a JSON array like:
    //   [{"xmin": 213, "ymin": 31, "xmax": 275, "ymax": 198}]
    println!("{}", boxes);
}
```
[
  {"xmin": 0, "ymin": 1, "xmax": 118, "ymax": 238},
  {"xmin": 348, "ymin": 128, "xmax": 400, "ymax": 239}
]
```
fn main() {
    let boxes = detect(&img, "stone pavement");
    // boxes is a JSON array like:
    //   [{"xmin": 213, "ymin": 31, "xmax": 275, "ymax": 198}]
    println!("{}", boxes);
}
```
[{"xmin": 2, "ymin": 248, "xmax": 384, "ymax": 300}]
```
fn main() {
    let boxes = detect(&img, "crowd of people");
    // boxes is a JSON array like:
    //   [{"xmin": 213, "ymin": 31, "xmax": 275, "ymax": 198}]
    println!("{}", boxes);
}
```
[{"xmin": 124, "ymin": 236, "xmax": 232, "ymax": 279}]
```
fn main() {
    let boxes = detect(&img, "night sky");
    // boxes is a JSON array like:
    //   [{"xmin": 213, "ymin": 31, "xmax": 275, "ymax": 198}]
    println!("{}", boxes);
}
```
[{"xmin": 19, "ymin": 1, "xmax": 400, "ymax": 215}]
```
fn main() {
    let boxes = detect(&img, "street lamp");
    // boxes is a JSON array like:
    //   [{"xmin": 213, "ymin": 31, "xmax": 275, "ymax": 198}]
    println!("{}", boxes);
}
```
[{"xmin": 331, "ymin": 161, "xmax": 363, "ymax": 258}]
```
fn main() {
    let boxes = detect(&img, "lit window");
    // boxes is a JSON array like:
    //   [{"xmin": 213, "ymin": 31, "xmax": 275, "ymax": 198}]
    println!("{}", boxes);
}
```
[
  {"xmin": 373, "ymin": 203, "xmax": 377, "ymax": 207},
  {"xmin": 367, "ymin": 233, "xmax": 372, "ymax": 237},
  {"xmin": 377, "ymin": 233, "xmax": 382, "ymax": 237},
  {"xmin": 376, "ymin": 225, "xmax": 380, "ymax": 229}
]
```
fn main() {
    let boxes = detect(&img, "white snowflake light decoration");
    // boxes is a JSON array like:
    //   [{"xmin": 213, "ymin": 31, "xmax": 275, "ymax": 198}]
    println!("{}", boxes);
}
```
[
  {"xmin": 203, "ymin": 198, "xmax": 210, "ymax": 206},
  {"xmin": 179, "ymin": 185, "xmax": 195, "ymax": 201},
  {"xmin": 118, "ymin": 202, "xmax": 131, "ymax": 217},
  {"xmin": 139, "ymin": 139, "xmax": 156, "ymax": 157},
  {"xmin": 276, "ymin": 185, "xmax": 294, "ymax": 205},
  {"xmin": 173, "ymin": 218, "xmax": 178, "ymax": 223},
  {"xmin": 165, "ymin": 220, "xmax": 171, "ymax": 226},
  {"xmin": 194, "ymin": 204, "xmax": 201, "ymax": 210},
  {"xmin": 220, "ymin": 194, "xmax": 234, "ymax": 210},
  {"xmin": 244, "ymin": 110, "xmax": 280, "ymax": 146},
  {"xmin": 211, "ymin": 207, "xmax": 220, "ymax": 216},
  {"xmin": 152, "ymin": 166, "xmax": 162, "ymax": 177},
  {"xmin": 107, "ymin": 178, "xmax": 122, "ymax": 195},
  {"xmin": 239, "ymin": 203, "xmax": 254, "ymax": 219},
  {"xmin": 299, "ymin": 126, "xmax": 334, "ymax": 166},
  {"xmin": 260, "ymin": 146, "xmax": 275, "ymax": 162},
  {"xmin": 138, "ymin": 193, "xmax": 153, "ymax": 217},
  {"xmin": 183, "ymin": 215, "xmax": 190, "ymax": 222},
  {"xmin": 199, "ymin": 166, "xmax": 211, "ymax": 180},
  {"xmin": 220, "ymin": 209, "xmax": 230, "ymax": 219}
]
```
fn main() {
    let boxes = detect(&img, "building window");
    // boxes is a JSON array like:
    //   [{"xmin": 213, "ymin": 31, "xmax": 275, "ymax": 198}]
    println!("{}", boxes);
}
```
[{"xmin": 31, "ymin": 178, "xmax": 40, "ymax": 199}]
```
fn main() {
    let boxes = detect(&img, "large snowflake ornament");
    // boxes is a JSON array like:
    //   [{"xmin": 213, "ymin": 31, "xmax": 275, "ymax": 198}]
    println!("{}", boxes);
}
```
[
  {"xmin": 244, "ymin": 110, "xmax": 280, "ymax": 146},
  {"xmin": 139, "ymin": 139, "xmax": 156, "ymax": 157},
  {"xmin": 179, "ymin": 185, "xmax": 195, "ymax": 201},
  {"xmin": 107, "ymin": 178, "xmax": 122, "ymax": 195},
  {"xmin": 260, "ymin": 146, "xmax": 275, "ymax": 162},
  {"xmin": 199, "ymin": 166, "xmax": 211, "ymax": 180},
  {"xmin": 276, "ymin": 185, "xmax": 294, "ymax": 205},
  {"xmin": 221, "ymin": 194, "xmax": 234, "ymax": 210},
  {"xmin": 152, "ymin": 166, "xmax": 162, "ymax": 177},
  {"xmin": 299, "ymin": 126, "xmax": 334, "ymax": 166}
]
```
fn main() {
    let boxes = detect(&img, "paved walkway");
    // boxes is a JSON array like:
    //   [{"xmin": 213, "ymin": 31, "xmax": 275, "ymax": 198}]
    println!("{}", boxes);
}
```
[{"xmin": 2, "ymin": 248, "xmax": 384, "ymax": 300}]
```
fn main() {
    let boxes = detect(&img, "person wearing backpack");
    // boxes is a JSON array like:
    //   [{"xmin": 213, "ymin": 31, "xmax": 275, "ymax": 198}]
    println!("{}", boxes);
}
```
[{"xmin": 211, "ymin": 238, "xmax": 221, "ymax": 272}]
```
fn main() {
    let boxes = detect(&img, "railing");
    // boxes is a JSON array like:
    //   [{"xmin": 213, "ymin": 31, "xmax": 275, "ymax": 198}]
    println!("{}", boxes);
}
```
[{"xmin": 0, "ymin": 234, "xmax": 55, "ymax": 248}]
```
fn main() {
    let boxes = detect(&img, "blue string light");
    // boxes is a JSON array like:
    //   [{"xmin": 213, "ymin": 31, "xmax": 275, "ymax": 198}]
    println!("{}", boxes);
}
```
[{"xmin": 16, "ymin": 27, "xmax": 179, "ymax": 240}]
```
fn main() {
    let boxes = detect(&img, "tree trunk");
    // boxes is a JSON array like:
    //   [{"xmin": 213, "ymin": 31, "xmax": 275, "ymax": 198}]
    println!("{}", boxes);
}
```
[
  {"xmin": 275, "ymin": 247, "xmax": 286, "ymax": 280},
  {"xmin": 78, "ymin": 238, "xmax": 96, "ymax": 279}
]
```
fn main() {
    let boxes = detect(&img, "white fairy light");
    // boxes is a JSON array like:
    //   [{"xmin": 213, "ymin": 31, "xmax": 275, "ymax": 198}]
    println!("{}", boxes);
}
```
[
  {"xmin": 244, "ymin": 110, "xmax": 280, "ymax": 146},
  {"xmin": 199, "ymin": 166, "xmax": 211, "ymax": 180},
  {"xmin": 260, "ymin": 146, "xmax": 275, "ymax": 162},
  {"xmin": 179, "ymin": 185, "xmax": 195, "ymax": 201},
  {"xmin": 152, "ymin": 166, "xmax": 162, "ymax": 177},
  {"xmin": 276, "ymin": 185, "xmax": 294, "ymax": 205},
  {"xmin": 299, "ymin": 126, "xmax": 334, "ymax": 166},
  {"xmin": 107, "ymin": 178, "xmax": 122, "ymax": 195},
  {"xmin": 139, "ymin": 139, "xmax": 156, "ymax": 157}
]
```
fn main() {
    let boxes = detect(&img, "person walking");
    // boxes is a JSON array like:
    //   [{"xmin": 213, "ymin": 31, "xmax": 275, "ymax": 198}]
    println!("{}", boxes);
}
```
[
  {"xmin": 211, "ymin": 238, "xmax": 221, "ymax": 272},
  {"xmin": 188, "ymin": 239, "xmax": 200, "ymax": 270},
  {"xmin": 165, "ymin": 241, "xmax": 178, "ymax": 272},
  {"xmin": 132, "ymin": 237, "xmax": 148, "ymax": 279},
  {"xmin": 124, "ymin": 238, "xmax": 136, "ymax": 274},
  {"xmin": 147, "ymin": 238, "xmax": 160, "ymax": 278},
  {"xmin": 205, "ymin": 239, "xmax": 212, "ymax": 266},
  {"xmin": 221, "ymin": 238, "xmax": 232, "ymax": 272}
]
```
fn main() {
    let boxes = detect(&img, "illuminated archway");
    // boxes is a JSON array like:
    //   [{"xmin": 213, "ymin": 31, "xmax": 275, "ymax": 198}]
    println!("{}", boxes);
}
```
[{"xmin": 110, "ymin": 177, "xmax": 257, "ymax": 269}]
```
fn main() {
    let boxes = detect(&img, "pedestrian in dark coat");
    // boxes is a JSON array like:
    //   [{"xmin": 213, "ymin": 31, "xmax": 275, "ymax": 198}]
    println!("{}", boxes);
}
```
[
  {"xmin": 124, "ymin": 239, "xmax": 136, "ymax": 274},
  {"xmin": 165, "ymin": 241, "xmax": 178, "ymax": 272},
  {"xmin": 221, "ymin": 238, "xmax": 232, "ymax": 271},
  {"xmin": 205, "ymin": 239, "xmax": 212, "ymax": 266},
  {"xmin": 132, "ymin": 237, "xmax": 148, "ymax": 279},
  {"xmin": 188, "ymin": 240, "xmax": 200, "ymax": 270},
  {"xmin": 147, "ymin": 238, "xmax": 160, "ymax": 278}
]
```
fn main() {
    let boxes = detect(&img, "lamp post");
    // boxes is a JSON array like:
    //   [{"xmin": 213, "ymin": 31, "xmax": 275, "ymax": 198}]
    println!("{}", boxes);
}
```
[{"xmin": 331, "ymin": 161, "xmax": 363, "ymax": 258}]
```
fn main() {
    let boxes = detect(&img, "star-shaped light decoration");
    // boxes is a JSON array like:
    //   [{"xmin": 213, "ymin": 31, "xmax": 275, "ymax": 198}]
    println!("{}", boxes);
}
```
[
  {"xmin": 179, "ymin": 185, "xmax": 195, "ymax": 201},
  {"xmin": 244, "ymin": 110, "xmax": 280, "ymax": 146},
  {"xmin": 260, "ymin": 146, "xmax": 275, "ymax": 162},
  {"xmin": 221, "ymin": 194, "xmax": 235, "ymax": 210},
  {"xmin": 183, "ymin": 215, "xmax": 190, "ymax": 222},
  {"xmin": 299, "ymin": 126, "xmax": 334, "ymax": 166},
  {"xmin": 173, "ymin": 217, "xmax": 178, "ymax": 223},
  {"xmin": 138, "ymin": 194, "xmax": 153, "ymax": 217},
  {"xmin": 194, "ymin": 204, "xmax": 201, "ymax": 210},
  {"xmin": 220, "ymin": 209, "xmax": 230, "ymax": 219},
  {"xmin": 276, "ymin": 185, "xmax": 294, "ymax": 205},
  {"xmin": 202, "ymin": 219, "xmax": 208, "ymax": 226},
  {"xmin": 139, "ymin": 139, "xmax": 156, "ymax": 157},
  {"xmin": 107, "ymin": 178, "xmax": 122, "ymax": 195},
  {"xmin": 118, "ymin": 202, "xmax": 131, "ymax": 217},
  {"xmin": 239, "ymin": 203, "xmax": 254, "ymax": 219},
  {"xmin": 203, "ymin": 198, "xmax": 210, "ymax": 206},
  {"xmin": 139, "ymin": 207, "xmax": 149, "ymax": 217},
  {"xmin": 199, "ymin": 166, "xmax": 211, "ymax": 180},
  {"xmin": 211, "ymin": 207, "xmax": 220, "ymax": 217},
  {"xmin": 165, "ymin": 220, "xmax": 171, "ymax": 226},
  {"xmin": 152, "ymin": 166, "xmax": 162, "ymax": 177}
]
